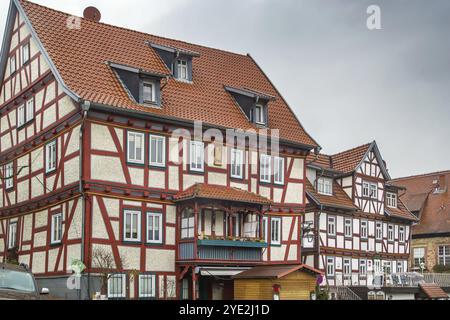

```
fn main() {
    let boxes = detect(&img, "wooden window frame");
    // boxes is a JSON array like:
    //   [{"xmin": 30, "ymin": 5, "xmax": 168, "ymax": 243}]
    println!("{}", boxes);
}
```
[
  {"xmin": 123, "ymin": 210, "xmax": 142, "ymax": 242},
  {"xmin": 138, "ymin": 274, "xmax": 156, "ymax": 299},
  {"xmin": 127, "ymin": 131, "xmax": 145, "ymax": 165},
  {"xmin": 45, "ymin": 140, "xmax": 57, "ymax": 174},
  {"xmin": 146, "ymin": 212, "xmax": 163, "ymax": 244},
  {"xmin": 230, "ymin": 148, "xmax": 244, "ymax": 179},
  {"xmin": 273, "ymin": 156, "xmax": 285, "ymax": 185},
  {"xmin": 50, "ymin": 212, "xmax": 63, "ymax": 245},
  {"xmin": 271, "ymin": 217, "xmax": 281, "ymax": 246},
  {"xmin": 107, "ymin": 273, "xmax": 127, "ymax": 299},
  {"xmin": 259, "ymin": 154, "xmax": 271, "ymax": 184},
  {"xmin": 189, "ymin": 141, "xmax": 205, "ymax": 173},
  {"xmin": 8, "ymin": 221, "xmax": 17, "ymax": 250}
]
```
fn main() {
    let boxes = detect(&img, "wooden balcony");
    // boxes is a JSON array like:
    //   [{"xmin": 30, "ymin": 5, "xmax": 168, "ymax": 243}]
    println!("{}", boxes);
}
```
[{"xmin": 178, "ymin": 239, "xmax": 267, "ymax": 263}]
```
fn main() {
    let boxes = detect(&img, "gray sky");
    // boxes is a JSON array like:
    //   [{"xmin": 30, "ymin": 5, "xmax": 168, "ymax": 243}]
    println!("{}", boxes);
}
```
[{"xmin": 1, "ymin": 0, "xmax": 449, "ymax": 178}]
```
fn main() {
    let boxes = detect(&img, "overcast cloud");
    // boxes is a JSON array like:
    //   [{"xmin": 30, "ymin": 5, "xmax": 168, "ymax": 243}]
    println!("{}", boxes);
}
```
[{"xmin": 1, "ymin": 0, "xmax": 449, "ymax": 178}]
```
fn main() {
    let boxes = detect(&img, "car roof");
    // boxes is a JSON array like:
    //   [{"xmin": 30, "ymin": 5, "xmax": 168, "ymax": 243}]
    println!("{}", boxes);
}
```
[{"xmin": 0, "ymin": 263, "xmax": 30, "ymax": 273}]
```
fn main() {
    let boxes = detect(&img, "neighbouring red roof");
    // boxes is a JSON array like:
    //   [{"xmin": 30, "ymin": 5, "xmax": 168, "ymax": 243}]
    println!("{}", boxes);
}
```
[
  {"xmin": 17, "ymin": 0, "xmax": 318, "ymax": 148},
  {"xmin": 307, "ymin": 143, "xmax": 372, "ymax": 174},
  {"xmin": 233, "ymin": 264, "xmax": 323, "ymax": 279},
  {"xmin": 174, "ymin": 184, "xmax": 272, "ymax": 205},
  {"xmin": 392, "ymin": 171, "xmax": 450, "ymax": 236},
  {"xmin": 305, "ymin": 180, "xmax": 357, "ymax": 211},
  {"xmin": 419, "ymin": 283, "xmax": 449, "ymax": 299}
]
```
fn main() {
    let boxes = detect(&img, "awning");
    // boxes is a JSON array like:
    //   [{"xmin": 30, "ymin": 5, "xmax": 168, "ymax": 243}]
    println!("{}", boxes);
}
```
[{"xmin": 196, "ymin": 267, "xmax": 251, "ymax": 277}]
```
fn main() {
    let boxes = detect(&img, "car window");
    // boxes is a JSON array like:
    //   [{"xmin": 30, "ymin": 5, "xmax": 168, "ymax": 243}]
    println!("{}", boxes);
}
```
[{"xmin": 0, "ymin": 269, "xmax": 36, "ymax": 293}]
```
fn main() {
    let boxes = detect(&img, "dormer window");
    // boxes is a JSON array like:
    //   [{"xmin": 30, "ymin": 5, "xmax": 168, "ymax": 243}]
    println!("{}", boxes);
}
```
[
  {"xmin": 254, "ymin": 105, "xmax": 265, "ymax": 125},
  {"xmin": 225, "ymin": 86, "xmax": 274, "ymax": 127},
  {"xmin": 177, "ymin": 59, "xmax": 189, "ymax": 81},
  {"xmin": 386, "ymin": 192, "xmax": 397, "ymax": 208},
  {"xmin": 109, "ymin": 62, "xmax": 162, "ymax": 107},
  {"xmin": 317, "ymin": 177, "xmax": 333, "ymax": 195},
  {"xmin": 142, "ymin": 81, "xmax": 156, "ymax": 104}
]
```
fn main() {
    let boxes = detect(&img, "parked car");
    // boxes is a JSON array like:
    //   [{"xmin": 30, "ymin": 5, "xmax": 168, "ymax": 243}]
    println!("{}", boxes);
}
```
[{"xmin": 0, "ymin": 263, "xmax": 50, "ymax": 300}]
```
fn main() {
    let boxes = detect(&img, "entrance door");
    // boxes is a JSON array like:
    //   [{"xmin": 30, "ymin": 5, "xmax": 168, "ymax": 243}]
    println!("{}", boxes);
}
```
[{"xmin": 212, "ymin": 282, "xmax": 224, "ymax": 300}]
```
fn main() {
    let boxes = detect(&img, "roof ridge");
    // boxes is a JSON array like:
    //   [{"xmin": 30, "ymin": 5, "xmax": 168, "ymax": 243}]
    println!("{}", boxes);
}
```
[
  {"xmin": 20, "ymin": 0, "xmax": 250, "ymax": 59},
  {"xmin": 392, "ymin": 170, "xmax": 450, "ymax": 181}
]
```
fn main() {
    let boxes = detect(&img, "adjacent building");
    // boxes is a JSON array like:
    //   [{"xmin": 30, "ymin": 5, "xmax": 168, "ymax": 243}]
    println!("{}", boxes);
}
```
[
  {"xmin": 0, "ymin": 0, "xmax": 320, "ymax": 300},
  {"xmin": 302, "ymin": 141, "xmax": 418, "ymax": 294},
  {"xmin": 392, "ymin": 171, "xmax": 450, "ymax": 272}
]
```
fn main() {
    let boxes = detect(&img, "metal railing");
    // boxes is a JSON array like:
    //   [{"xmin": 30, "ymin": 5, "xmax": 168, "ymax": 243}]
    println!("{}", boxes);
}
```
[
  {"xmin": 330, "ymin": 272, "xmax": 450, "ymax": 288},
  {"xmin": 329, "ymin": 286, "xmax": 362, "ymax": 300}
]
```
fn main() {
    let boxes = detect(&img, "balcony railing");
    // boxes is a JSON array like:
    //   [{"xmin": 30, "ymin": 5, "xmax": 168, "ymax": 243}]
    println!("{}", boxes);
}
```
[
  {"xmin": 178, "ymin": 238, "xmax": 266, "ymax": 262},
  {"xmin": 330, "ymin": 272, "xmax": 450, "ymax": 288}
]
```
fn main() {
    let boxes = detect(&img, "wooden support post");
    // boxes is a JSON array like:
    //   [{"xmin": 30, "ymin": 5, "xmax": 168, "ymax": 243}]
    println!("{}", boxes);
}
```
[{"xmin": 191, "ymin": 268, "xmax": 197, "ymax": 301}]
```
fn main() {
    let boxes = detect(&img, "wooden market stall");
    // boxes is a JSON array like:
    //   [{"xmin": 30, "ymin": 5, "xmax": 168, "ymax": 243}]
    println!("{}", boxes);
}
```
[{"xmin": 233, "ymin": 264, "xmax": 322, "ymax": 300}]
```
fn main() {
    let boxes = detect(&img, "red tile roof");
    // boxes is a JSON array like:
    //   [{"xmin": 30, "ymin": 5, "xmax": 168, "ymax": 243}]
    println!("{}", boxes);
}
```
[
  {"xmin": 233, "ymin": 264, "xmax": 323, "ymax": 279},
  {"xmin": 419, "ymin": 283, "xmax": 449, "ymax": 299},
  {"xmin": 307, "ymin": 143, "xmax": 372, "ymax": 174},
  {"xmin": 305, "ymin": 180, "xmax": 357, "ymax": 211},
  {"xmin": 18, "ymin": 0, "xmax": 318, "ymax": 148},
  {"xmin": 392, "ymin": 171, "xmax": 450, "ymax": 235},
  {"xmin": 385, "ymin": 199, "xmax": 419, "ymax": 222},
  {"xmin": 174, "ymin": 184, "xmax": 272, "ymax": 206}
]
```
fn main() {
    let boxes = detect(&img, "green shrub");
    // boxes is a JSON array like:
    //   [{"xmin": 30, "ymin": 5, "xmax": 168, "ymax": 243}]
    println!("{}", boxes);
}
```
[{"xmin": 433, "ymin": 265, "xmax": 450, "ymax": 273}]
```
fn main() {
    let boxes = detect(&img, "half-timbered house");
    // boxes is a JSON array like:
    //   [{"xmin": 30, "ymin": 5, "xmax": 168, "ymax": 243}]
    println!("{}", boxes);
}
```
[
  {"xmin": 0, "ymin": 0, "xmax": 320, "ymax": 300},
  {"xmin": 302, "ymin": 141, "xmax": 418, "ymax": 293}
]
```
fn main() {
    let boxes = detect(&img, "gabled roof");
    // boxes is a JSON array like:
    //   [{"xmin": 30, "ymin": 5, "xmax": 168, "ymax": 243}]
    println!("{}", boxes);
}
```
[
  {"xmin": 307, "ymin": 141, "xmax": 391, "ymax": 179},
  {"xmin": 174, "ymin": 184, "xmax": 272, "ymax": 206},
  {"xmin": 233, "ymin": 264, "xmax": 322, "ymax": 279},
  {"xmin": 392, "ymin": 171, "xmax": 450, "ymax": 236},
  {"xmin": 305, "ymin": 180, "xmax": 357, "ymax": 211},
  {"xmin": 5, "ymin": 0, "xmax": 319, "ymax": 149}
]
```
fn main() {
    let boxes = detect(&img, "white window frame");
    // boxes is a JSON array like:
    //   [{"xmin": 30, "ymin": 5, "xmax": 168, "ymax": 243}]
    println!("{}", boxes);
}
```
[
  {"xmin": 271, "ymin": 218, "xmax": 281, "ymax": 245},
  {"xmin": 230, "ymin": 149, "xmax": 244, "ymax": 179},
  {"xmin": 344, "ymin": 218, "xmax": 353, "ymax": 238},
  {"xmin": 22, "ymin": 42, "xmax": 30, "ymax": 65},
  {"xmin": 386, "ymin": 192, "xmax": 397, "ymax": 208},
  {"xmin": 142, "ymin": 81, "xmax": 156, "ymax": 104},
  {"xmin": 376, "ymin": 222, "xmax": 383, "ymax": 240},
  {"xmin": 8, "ymin": 222, "xmax": 17, "ymax": 249},
  {"xmin": 361, "ymin": 220, "xmax": 368, "ymax": 239},
  {"xmin": 359, "ymin": 259, "xmax": 367, "ymax": 276},
  {"xmin": 388, "ymin": 225, "xmax": 394, "ymax": 242},
  {"xmin": 273, "ymin": 156, "xmax": 285, "ymax": 185},
  {"xmin": 254, "ymin": 105, "xmax": 265, "ymax": 125},
  {"xmin": 413, "ymin": 247, "xmax": 426, "ymax": 269},
  {"xmin": 146, "ymin": 212, "xmax": 163, "ymax": 244},
  {"xmin": 343, "ymin": 258, "xmax": 351, "ymax": 276},
  {"xmin": 10, "ymin": 55, "xmax": 16, "ymax": 74},
  {"xmin": 107, "ymin": 274, "xmax": 126, "ymax": 299},
  {"xmin": 123, "ymin": 210, "xmax": 141, "ymax": 242},
  {"xmin": 318, "ymin": 177, "xmax": 333, "ymax": 195},
  {"xmin": 149, "ymin": 135, "xmax": 166, "ymax": 168},
  {"xmin": 438, "ymin": 246, "xmax": 450, "ymax": 266},
  {"xmin": 127, "ymin": 131, "xmax": 145, "ymax": 165},
  {"xmin": 50, "ymin": 212, "xmax": 63, "ymax": 245},
  {"xmin": 362, "ymin": 182, "xmax": 370, "ymax": 197},
  {"xmin": 138, "ymin": 274, "xmax": 156, "ymax": 299},
  {"xmin": 26, "ymin": 97, "xmax": 34, "ymax": 123},
  {"xmin": 181, "ymin": 209, "xmax": 195, "ymax": 239},
  {"xmin": 260, "ymin": 154, "xmax": 271, "ymax": 183},
  {"xmin": 45, "ymin": 140, "xmax": 57, "ymax": 174},
  {"xmin": 399, "ymin": 226, "xmax": 405, "ymax": 243},
  {"xmin": 190, "ymin": 141, "xmax": 204, "ymax": 172},
  {"xmin": 17, "ymin": 104, "xmax": 25, "ymax": 128},
  {"xmin": 370, "ymin": 183, "xmax": 378, "ymax": 199},
  {"xmin": 4, "ymin": 162, "xmax": 14, "ymax": 190},
  {"xmin": 177, "ymin": 59, "xmax": 189, "ymax": 81},
  {"xmin": 262, "ymin": 217, "xmax": 268, "ymax": 243},
  {"xmin": 327, "ymin": 257, "xmax": 335, "ymax": 277},
  {"xmin": 327, "ymin": 216, "xmax": 336, "ymax": 236}
]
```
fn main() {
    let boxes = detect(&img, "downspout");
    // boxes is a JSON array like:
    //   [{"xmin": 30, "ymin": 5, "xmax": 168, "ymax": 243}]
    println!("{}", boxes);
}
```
[{"xmin": 79, "ymin": 101, "xmax": 91, "ymax": 299}]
